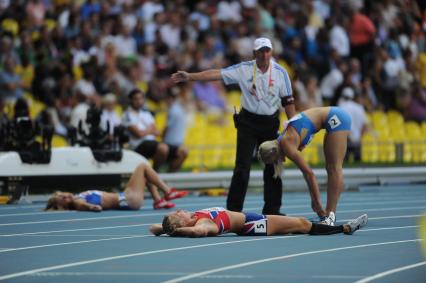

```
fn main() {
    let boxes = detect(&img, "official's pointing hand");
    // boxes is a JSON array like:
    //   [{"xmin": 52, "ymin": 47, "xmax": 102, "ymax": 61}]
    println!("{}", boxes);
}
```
[{"xmin": 171, "ymin": 71, "xmax": 190, "ymax": 83}]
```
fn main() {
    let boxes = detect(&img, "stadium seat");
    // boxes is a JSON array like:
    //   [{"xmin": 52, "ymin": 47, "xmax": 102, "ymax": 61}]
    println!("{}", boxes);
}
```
[
  {"xmin": 154, "ymin": 111, "xmax": 167, "ymax": 132},
  {"xmin": 44, "ymin": 19, "xmax": 57, "ymax": 31},
  {"xmin": 421, "ymin": 122, "xmax": 426, "ymax": 136},
  {"xmin": 226, "ymin": 91, "xmax": 241, "ymax": 108},
  {"xmin": 51, "ymin": 135, "xmax": 69, "ymax": 147},
  {"xmin": 404, "ymin": 122, "xmax": 426, "ymax": 162},
  {"xmin": 377, "ymin": 136, "xmax": 396, "ymax": 163},
  {"xmin": 72, "ymin": 66, "xmax": 83, "ymax": 81},
  {"xmin": 361, "ymin": 133, "xmax": 379, "ymax": 163},
  {"xmin": 29, "ymin": 100, "xmax": 46, "ymax": 119},
  {"xmin": 1, "ymin": 18, "xmax": 19, "ymax": 36}
]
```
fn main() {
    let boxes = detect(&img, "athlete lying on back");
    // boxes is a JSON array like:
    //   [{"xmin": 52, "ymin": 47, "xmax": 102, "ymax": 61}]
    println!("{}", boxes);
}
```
[{"xmin": 150, "ymin": 207, "xmax": 368, "ymax": 237}]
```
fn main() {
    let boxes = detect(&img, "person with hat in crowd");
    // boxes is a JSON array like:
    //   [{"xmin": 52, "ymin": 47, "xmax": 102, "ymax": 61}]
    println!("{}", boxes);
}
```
[{"xmin": 171, "ymin": 37, "xmax": 296, "ymax": 215}]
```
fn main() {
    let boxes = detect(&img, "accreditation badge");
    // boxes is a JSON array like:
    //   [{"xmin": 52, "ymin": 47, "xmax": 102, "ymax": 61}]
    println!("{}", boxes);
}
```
[{"xmin": 263, "ymin": 91, "xmax": 280, "ymax": 108}]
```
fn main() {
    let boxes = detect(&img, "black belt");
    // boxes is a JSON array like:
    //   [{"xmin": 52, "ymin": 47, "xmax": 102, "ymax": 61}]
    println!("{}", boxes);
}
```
[{"xmin": 240, "ymin": 108, "xmax": 279, "ymax": 123}]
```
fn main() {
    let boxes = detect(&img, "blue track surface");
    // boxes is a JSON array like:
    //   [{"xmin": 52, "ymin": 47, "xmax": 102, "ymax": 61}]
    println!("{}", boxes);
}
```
[{"xmin": 0, "ymin": 185, "xmax": 425, "ymax": 283}]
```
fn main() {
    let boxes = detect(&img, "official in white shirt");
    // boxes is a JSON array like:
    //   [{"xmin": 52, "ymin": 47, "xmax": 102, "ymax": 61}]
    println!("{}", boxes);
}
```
[{"xmin": 172, "ymin": 37, "xmax": 295, "ymax": 215}]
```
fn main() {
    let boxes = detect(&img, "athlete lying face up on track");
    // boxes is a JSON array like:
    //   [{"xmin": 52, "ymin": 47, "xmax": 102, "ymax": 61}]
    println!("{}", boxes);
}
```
[
  {"xmin": 150, "ymin": 207, "xmax": 368, "ymax": 237},
  {"xmin": 45, "ymin": 163, "xmax": 188, "ymax": 211}
]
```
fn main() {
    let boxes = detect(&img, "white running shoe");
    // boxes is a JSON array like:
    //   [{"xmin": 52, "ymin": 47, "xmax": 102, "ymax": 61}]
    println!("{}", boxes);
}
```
[
  {"xmin": 344, "ymin": 214, "xmax": 368, "ymax": 235},
  {"xmin": 319, "ymin": 211, "xmax": 336, "ymax": 226}
]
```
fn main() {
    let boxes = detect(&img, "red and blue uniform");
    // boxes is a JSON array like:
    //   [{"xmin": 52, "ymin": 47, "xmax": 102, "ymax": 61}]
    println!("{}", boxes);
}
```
[{"xmin": 194, "ymin": 207, "xmax": 231, "ymax": 234}]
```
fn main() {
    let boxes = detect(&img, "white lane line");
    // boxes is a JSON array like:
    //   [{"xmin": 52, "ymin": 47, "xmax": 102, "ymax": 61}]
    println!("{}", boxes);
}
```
[
  {"xmin": 10, "ymin": 234, "xmax": 144, "ymax": 237},
  {"xmin": 0, "ymin": 236, "xmax": 295, "ymax": 281},
  {"xmin": 11, "ymin": 226, "xmax": 416, "ymax": 239},
  {"xmin": 312, "ymin": 275, "xmax": 364, "ymax": 279},
  {"xmin": 0, "ymin": 211, "xmax": 78, "ymax": 217},
  {"xmin": 0, "ymin": 214, "xmax": 154, "ymax": 226},
  {"xmin": 0, "ymin": 235, "xmax": 152, "ymax": 253},
  {"xmin": 0, "ymin": 224, "xmax": 151, "ymax": 237},
  {"xmin": 359, "ymin": 225, "xmax": 418, "ymax": 232},
  {"xmin": 163, "ymin": 239, "xmax": 422, "ymax": 283},
  {"xmin": 0, "ymin": 224, "xmax": 418, "ymax": 259},
  {"xmin": 1, "ymin": 200, "xmax": 426, "ymax": 227},
  {"xmin": 354, "ymin": 261, "xmax": 426, "ymax": 283},
  {"xmin": 296, "ymin": 207, "xmax": 426, "ymax": 217},
  {"xmin": 29, "ymin": 272, "xmax": 253, "ymax": 279},
  {"xmin": 0, "ymin": 210, "xmax": 424, "ymax": 237},
  {"xmin": 2, "ymin": 197, "xmax": 425, "ymax": 218},
  {"xmin": 1, "ymin": 193, "xmax": 425, "ymax": 214}
]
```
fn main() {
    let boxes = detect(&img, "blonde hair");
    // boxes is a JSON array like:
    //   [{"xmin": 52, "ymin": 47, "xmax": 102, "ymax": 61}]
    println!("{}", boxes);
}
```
[
  {"xmin": 258, "ymin": 140, "xmax": 283, "ymax": 179},
  {"xmin": 44, "ymin": 191, "xmax": 72, "ymax": 211},
  {"xmin": 45, "ymin": 191, "xmax": 62, "ymax": 211}
]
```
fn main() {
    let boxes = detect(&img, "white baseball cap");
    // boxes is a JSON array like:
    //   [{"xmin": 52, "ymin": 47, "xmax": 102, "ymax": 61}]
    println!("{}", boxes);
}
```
[
  {"xmin": 342, "ymin": 87, "xmax": 355, "ymax": 99},
  {"xmin": 253, "ymin": 37, "xmax": 273, "ymax": 51}
]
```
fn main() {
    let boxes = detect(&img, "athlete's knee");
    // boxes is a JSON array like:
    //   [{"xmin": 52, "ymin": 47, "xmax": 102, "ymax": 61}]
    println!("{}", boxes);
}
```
[
  {"xmin": 325, "ymin": 163, "xmax": 342, "ymax": 175},
  {"xmin": 136, "ymin": 162, "xmax": 147, "ymax": 170},
  {"xmin": 179, "ymin": 147, "xmax": 189, "ymax": 159},
  {"xmin": 134, "ymin": 163, "xmax": 148, "ymax": 175},
  {"xmin": 156, "ymin": 143, "xmax": 169, "ymax": 157}
]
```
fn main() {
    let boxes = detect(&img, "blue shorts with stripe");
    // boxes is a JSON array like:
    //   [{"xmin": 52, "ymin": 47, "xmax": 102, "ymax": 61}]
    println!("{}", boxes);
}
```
[{"xmin": 237, "ymin": 212, "xmax": 268, "ymax": 236}]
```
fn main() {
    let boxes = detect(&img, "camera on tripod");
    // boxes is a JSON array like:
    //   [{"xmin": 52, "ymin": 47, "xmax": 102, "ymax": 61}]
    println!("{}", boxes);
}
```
[
  {"xmin": 68, "ymin": 104, "xmax": 128, "ymax": 162},
  {"xmin": 0, "ymin": 98, "xmax": 52, "ymax": 164}
]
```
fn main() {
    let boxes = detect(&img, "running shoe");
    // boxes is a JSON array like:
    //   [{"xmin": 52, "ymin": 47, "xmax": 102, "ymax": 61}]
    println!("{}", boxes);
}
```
[
  {"xmin": 165, "ymin": 188, "xmax": 189, "ymax": 201},
  {"xmin": 319, "ymin": 211, "xmax": 336, "ymax": 226},
  {"xmin": 153, "ymin": 198, "xmax": 175, "ymax": 209},
  {"xmin": 344, "ymin": 214, "xmax": 368, "ymax": 235}
]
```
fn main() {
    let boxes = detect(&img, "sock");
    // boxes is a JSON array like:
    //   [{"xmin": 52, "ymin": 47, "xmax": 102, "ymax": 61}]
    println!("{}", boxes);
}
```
[{"xmin": 309, "ymin": 223, "xmax": 344, "ymax": 235}]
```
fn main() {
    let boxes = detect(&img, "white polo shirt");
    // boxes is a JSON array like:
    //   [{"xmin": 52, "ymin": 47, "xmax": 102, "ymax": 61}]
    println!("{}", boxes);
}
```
[
  {"xmin": 221, "ymin": 60, "xmax": 292, "ymax": 115},
  {"xmin": 122, "ymin": 107, "xmax": 156, "ymax": 150}
]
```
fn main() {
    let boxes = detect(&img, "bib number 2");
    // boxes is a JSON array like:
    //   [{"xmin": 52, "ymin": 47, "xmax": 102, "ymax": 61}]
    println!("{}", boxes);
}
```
[{"xmin": 328, "ymin": 114, "xmax": 341, "ymax": 129}]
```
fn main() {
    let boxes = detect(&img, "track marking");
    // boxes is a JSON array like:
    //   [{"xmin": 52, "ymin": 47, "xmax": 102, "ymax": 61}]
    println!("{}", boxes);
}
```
[
  {"xmin": 0, "ymin": 198, "xmax": 425, "ymax": 219},
  {"xmin": 354, "ymin": 261, "xmax": 426, "ymax": 283},
  {"xmin": 1, "ymin": 202, "xmax": 426, "ymax": 227},
  {"xmin": 0, "ymin": 212, "xmax": 423, "ymax": 237},
  {"xmin": 163, "ymin": 239, "xmax": 422, "ymax": 283},
  {"xmin": 0, "ymin": 195, "xmax": 425, "ymax": 216},
  {"xmin": 0, "ymin": 227, "xmax": 421, "ymax": 282},
  {"xmin": 0, "ymin": 225, "xmax": 417, "ymax": 254},
  {"xmin": 0, "ymin": 235, "xmax": 151, "ymax": 253},
  {"xmin": 312, "ymin": 275, "xmax": 364, "ymax": 279},
  {"xmin": 0, "ymin": 224, "xmax": 150, "ymax": 237},
  {"xmin": 0, "ymin": 236, "xmax": 296, "ymax": 281},
  {"xmin": 29, "ymin": 272, "xmax": 253, "ymax": 279}
]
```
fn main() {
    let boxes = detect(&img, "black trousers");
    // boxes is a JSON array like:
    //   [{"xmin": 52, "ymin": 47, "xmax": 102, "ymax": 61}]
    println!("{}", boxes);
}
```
[{"xmin": 226, "ymin": 108, "xmax": 283, "ymax": 214}]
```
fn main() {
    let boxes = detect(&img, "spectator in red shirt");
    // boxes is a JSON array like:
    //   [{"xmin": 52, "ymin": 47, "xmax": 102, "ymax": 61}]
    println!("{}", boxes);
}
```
[{"xmin": 348, "ymin": 8, "xmax": 376, "ymax": 75}]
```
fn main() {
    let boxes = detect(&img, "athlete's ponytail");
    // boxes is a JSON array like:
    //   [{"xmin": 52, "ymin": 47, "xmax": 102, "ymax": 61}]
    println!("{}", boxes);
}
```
[{"xmin": 258, "ymin": 140, "xmax": 283, "ymax": 179}]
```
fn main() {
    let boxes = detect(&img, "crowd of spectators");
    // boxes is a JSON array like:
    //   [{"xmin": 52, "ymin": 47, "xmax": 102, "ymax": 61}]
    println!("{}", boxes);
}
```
[{"xmin": 0, "ymin": 0, "xmax": 426, "ymax": 154}]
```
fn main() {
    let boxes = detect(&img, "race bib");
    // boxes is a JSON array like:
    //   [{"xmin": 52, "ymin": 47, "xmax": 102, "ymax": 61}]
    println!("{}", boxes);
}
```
[
  {"xmin": 253, "ymin": 219, "xmax": 267, "ymax": 234},
  {"xmin": 328, "ymin": 114, "xmax": 341, "ymax": 129}
]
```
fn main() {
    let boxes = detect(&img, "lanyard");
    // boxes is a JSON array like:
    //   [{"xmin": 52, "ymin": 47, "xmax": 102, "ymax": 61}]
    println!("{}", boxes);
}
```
[{"xmin": 251, "ymin": 60, "xmax": 273, "ymax": 100}]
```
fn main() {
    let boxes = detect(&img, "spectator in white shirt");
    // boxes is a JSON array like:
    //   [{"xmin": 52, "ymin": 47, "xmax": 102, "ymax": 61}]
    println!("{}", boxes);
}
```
[
  {"xmin": 123, "ymin": 88, "xmax": 184, "ymax": 172},
  {"xmin": 338, "ymin": 87, "xmax": 368, "ymax": 161},
  {"xmin": 101, "ymin": 93, "xmax": 121, "ymax": 136}
]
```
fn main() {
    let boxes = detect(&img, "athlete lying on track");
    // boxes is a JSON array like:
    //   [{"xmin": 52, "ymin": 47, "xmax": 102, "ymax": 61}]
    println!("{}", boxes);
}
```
[
  {"xmin": 45, "ymin": 163, "xmax": 188, "ymax": 211},
  {"xmin": 150, "ymin": 207, "xmax": 368, "ymax": 237}
]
